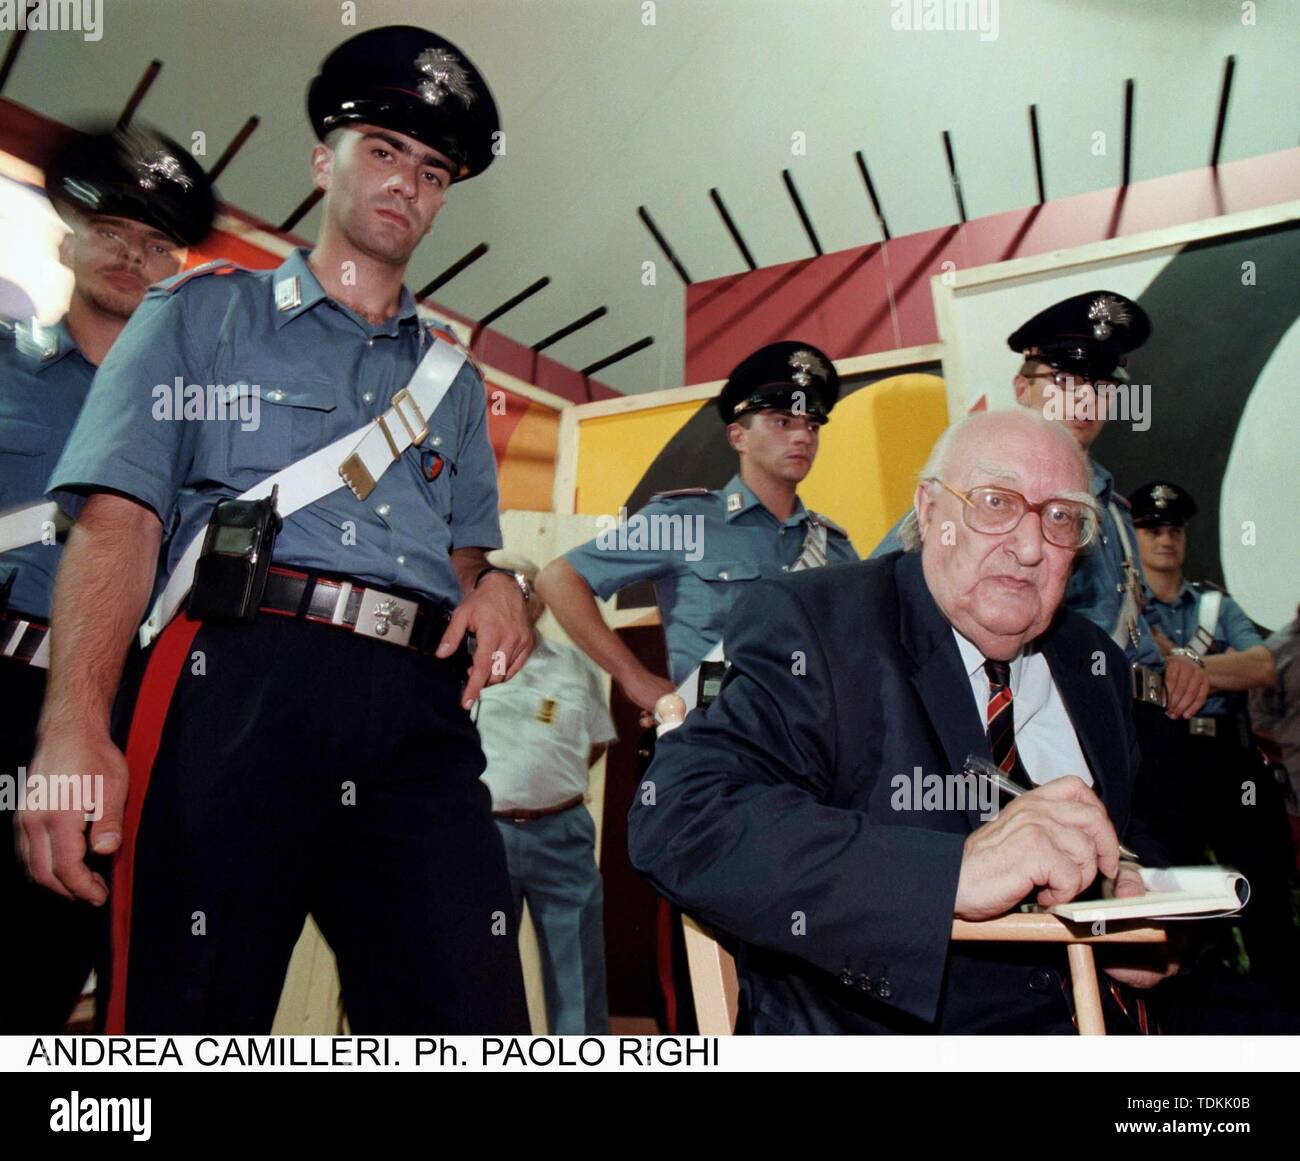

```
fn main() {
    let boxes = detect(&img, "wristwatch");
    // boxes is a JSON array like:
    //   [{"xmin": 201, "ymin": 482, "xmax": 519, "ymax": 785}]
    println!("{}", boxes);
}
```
[
  {"xmin": 474, "ymin": 565, "xmax": 533, "ymax": 603},
  {"xmin": 1167, "ymin": 645, "xmax": 1205, "ymax": 668}
]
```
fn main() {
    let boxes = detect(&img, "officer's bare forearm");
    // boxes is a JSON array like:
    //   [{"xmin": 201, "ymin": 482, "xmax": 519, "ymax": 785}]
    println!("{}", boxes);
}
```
[
  {"xmin": 450, "ymin": 546, "xmax": 492, "ymax": 596},
  {"xmin": 536, "ymin": 558, "xmax": 652, "ymax": 688},
  {"xmin": 1203, "ymin": 645, "xmax": 1276, "ymax": 692},
  {"xmin": 37, "ymin": 493, "xmax": 162, "ymax": 738}
]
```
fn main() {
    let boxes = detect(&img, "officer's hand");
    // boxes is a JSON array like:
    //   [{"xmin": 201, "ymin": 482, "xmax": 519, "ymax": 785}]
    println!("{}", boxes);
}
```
[
  {"xmin": 1163, "ymin": 655, "xmax": 1210, "ymax": 719},
  {"xmin": 1151, "ymin": 627, "xmax": 1175, "ymax": 658},
  {"xmin": 953, "ymin": 776, "xmax": 1121, "ymax": 921},
  {"xmin": 16, "ymin": 729, "xmax": 129, "ymax": 906},
  {"xmin": 439, "ymin": 573, "xmax": 533, "ymax": 709},
  {"xmin": 1098, "ymin": 863, "xmax": 1183, "ymax": 987}
]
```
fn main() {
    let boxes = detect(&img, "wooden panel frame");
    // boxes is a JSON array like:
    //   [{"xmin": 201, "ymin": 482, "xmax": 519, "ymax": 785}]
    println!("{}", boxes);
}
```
[{"xmin": 930, "ymin": 199, "xmax": 1300, "ymax": 418}]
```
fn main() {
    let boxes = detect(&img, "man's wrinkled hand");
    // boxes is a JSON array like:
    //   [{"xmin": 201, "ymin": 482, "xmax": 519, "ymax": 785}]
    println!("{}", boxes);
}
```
[{"xmin": 954, "ymin": 776, "xmax": 1122, "ymax": 921}]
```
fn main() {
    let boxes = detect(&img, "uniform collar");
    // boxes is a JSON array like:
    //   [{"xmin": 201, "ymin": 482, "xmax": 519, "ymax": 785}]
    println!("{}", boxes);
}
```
[
  {"xmin": 15, "ymin": 316, "xmax": 88, "ymax": 372},
  {"xmin": 1146, "ymin": 579, "xmax": 1196, "ymax": 609},
  {"xmin": 720, "ymin": 473, "xmax": 810, "ymax": 528},
  {"xmin": 271, "ymin": 248, "xmax": 419, "ymax": 333}
]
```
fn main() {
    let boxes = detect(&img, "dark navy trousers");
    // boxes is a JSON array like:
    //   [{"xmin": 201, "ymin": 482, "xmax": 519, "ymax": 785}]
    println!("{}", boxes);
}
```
[{"xmin": 105, "ymin": 611, "xmax": 528, "ymax": 1034}]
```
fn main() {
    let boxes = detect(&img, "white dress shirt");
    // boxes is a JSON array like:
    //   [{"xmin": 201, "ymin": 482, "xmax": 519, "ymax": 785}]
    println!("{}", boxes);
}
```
[
  {"xmin": 951, "ymin": 629, "xmax": 1093, "ymax": 787},
  {"xmin": 476, "ymin": 636, "xmax": 618, "ymax": 812}
]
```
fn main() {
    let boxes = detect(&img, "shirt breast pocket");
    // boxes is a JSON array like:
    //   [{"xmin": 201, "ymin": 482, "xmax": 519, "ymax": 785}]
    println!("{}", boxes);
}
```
[
  {"xmin": 219, "ymin": 377, "xmax": 339, "ymax": 477},
  {"xmin": 0, "ymin": 416, "xmax": 59, "ymax": 503},
  {"xmin": 683, "ymin": 559, "xmax": 762, "ymax": 587}
]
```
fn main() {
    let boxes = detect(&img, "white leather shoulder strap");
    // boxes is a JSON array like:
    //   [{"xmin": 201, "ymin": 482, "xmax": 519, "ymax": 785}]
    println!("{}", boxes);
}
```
[
  {"xmin": 1107, "ymin": 501, "xmax": 1141, "ymax": 649},
  {"xmin": 140, "ymin": 336, "xmax": 468, "ymax": 647},
  {"xmin": 1191, "ymin": 589, "xmax": 1222, "ymax": 656},
  {"xmin": 0, "ymin": 500, "xmax": 65, "ymax": 554}
]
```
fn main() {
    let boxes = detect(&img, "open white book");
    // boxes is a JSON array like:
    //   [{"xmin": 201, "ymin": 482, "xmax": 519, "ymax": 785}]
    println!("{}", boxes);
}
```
[{"xmin": 1049, "ymin": 866, "xmax": 1250, "ymax": 923}]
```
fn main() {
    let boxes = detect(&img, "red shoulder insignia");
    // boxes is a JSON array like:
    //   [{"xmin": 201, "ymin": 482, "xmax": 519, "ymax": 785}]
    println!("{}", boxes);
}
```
[{"xmin": 159, "ymin": 260, "xmax": 241, "ymax": 294}]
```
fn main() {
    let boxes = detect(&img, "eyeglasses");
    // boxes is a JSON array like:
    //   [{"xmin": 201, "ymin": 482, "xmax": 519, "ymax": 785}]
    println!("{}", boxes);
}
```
[
  {"xmin": 1025, "ymin": 369, "xmax": 1120, "ymax": 399},
  {"xmin": 927, "ymin": 479, "xmax": 1099, "ymax": 549}
]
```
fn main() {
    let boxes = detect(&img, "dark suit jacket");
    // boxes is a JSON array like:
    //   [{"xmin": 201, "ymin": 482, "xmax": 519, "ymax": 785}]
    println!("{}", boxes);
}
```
[{"xmin": 628, "ymin": 550, "xmax": 1164, "ymax": 1034}]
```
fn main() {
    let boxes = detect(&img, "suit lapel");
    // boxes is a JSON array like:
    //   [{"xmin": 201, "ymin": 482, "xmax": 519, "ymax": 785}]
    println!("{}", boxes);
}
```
[
  {"xmin": 895, "ymin": 554, "xmax": 992, "ymax": 832},
  {"xmin": 1041, "ymin": 628, "xmax": 1123, "ymax": 814}
]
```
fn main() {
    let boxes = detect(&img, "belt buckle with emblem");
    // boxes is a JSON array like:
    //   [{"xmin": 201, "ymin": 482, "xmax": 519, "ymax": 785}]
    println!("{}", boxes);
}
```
[{"xmin": 355, "ymin": 588, "xmax": 417, "ymax": 647}]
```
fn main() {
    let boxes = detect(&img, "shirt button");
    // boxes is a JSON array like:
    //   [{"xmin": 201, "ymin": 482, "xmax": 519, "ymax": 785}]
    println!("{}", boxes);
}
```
[
  {"xmin": 266, "ymin": 389, "xmax": 285, "ymax": 402},
  {"xmin": 718, "ymin": 570, "xmax": 730, "ymax": 580},
  {"xmin": 396, "ymin": 555, "xmax": 406, "ymax": 566},
  {"xmin": 839, "ymin": 969, "xmax": 854, "ymax": 988},
  {"xmin": 367, "ymin": 338, "xmax": 375, "ymax": 348},
  {"xmin": 875, "ymin": 979, "xmax": 892, "ymax": 999},
  {"xmin": 431, "ymin": 436, "xmax": 443, "ymax": 447},
  {"xmin": 376, "ymin": 503, "xmax": 391, "ymax": 517},
  {"xmin": 362, "ymin": 391, "xmax": 375, "ymax": 404}
]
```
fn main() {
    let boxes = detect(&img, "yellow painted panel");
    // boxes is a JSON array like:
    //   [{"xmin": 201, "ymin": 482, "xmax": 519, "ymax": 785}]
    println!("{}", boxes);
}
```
[
  {"xmin": 574, "ymin": 401, "xmax": 704, "ymax": 515},
  {"xmin": 801, "ymin": 374, "xmax": 948, "ymax": 551},
  {"xmin": 570, "ymin": 377, "xmax": 947, "ymax": 553}
]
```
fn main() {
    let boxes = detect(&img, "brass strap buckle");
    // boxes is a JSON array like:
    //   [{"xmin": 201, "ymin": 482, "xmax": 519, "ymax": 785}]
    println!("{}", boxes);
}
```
[{"xmin": 390, "ymin": 387, "xmax": 429, "ymax": 450}]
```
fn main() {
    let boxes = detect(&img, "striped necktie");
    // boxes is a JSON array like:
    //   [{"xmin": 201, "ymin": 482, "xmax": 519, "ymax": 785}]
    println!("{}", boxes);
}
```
[{"xmin": 983, "ymin": 658, "xmax": 1033, "ymax": 791}]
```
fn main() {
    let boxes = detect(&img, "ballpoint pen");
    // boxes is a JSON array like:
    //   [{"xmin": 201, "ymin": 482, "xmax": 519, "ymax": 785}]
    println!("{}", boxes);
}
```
[{"xmin": 962, "ymin": 753, "xmax": 1141, "ymax": 863}]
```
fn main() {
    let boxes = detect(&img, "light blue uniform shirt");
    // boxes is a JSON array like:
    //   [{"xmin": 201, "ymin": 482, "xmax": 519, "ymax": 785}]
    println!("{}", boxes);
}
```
[
  {"xmin": 49, "ymin": 250, "xmax": 502, "ymax": 609},
  {"xmin": 1143, "ymin": 581, "xmax": 1264, "ymax": 717},
  {"xmin": 869, "ymin": 459, "xmax": 1164, "ymax": 670},
  {"xmin": 1, "ymin": 318, "xmax": 95, "ymax": 619},
  {"xmin": 564, "ymin": 472, "xmax": 857, "ymax": 684}
]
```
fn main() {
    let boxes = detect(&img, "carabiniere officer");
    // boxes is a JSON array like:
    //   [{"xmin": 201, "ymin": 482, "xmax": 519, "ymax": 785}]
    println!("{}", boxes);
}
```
[
  {"xmin": 540, "ymin": 340, "xmax": 858, "ymax": 714},
  {"xmin": 21, "ymin": 25, "xmax": 533, "ymax": 1034},
  {"xmin": 1130, "ymin": 480, "xmax": 1298, "ymax": 992},
  {"xmin": 1, "ymin": 125, "xmax": 214, "ymax": 1033}
]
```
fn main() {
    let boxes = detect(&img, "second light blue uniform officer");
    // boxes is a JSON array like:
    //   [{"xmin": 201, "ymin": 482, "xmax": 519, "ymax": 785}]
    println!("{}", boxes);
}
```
[
  {"xmin": 1130, "ymin": 480, "xmax": 1299, "ymax": 991},
  {"xmin": 562, "ymin": 342, "xmax": 857, "ymax": 686},
  {"xmin": 565, "ymin": 474, "xmax": 856, "ymax": 686},
  {"xmin": 0, "ymin": 125, "xmax": 215, "ymax": 1034}
]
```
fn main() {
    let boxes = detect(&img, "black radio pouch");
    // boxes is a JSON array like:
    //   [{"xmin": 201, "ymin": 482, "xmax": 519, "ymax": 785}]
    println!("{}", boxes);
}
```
[{"xmin": 187, "ymin": 486, "xmax": 282, "ymax": 623}]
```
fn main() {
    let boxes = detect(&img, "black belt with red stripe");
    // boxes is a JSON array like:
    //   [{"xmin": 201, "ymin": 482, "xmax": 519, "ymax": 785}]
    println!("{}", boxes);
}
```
[
  {"xmin": 0, "ymin": 610, "xmax": 49, "ymax": 666},
  {"xmin": 203, "ymin": 566, "xmax": 468, "ymax": 670}
]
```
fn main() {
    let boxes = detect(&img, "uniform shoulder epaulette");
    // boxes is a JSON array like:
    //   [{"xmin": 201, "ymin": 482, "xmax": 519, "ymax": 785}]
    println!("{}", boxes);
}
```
[
  {"xmin": 650, "ymin": 487, "xmax": 713, "ymax": 502},
  {"xmin": 158, "ymin": 259, "xmax": 243, "ymax": 294},
  {"xmin": 811, "ymin": 511, "xmax": 849, "ymax": 537},
  {"xmin": 424, "ymin": 320, "xmax": 483, "ymax": 378}
]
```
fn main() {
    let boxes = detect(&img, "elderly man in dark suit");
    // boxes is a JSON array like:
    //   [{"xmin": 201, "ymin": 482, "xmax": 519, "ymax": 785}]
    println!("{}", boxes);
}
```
[{"xmin": 628, "ymin": 408, "xmax": 1175, "ymax": 1034}]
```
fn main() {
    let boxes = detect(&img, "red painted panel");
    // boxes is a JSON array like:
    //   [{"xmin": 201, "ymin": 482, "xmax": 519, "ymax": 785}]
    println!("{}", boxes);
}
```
[{"xmin": 685, "ymin": 149, "xmax": 1300, "ymax": 385}]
